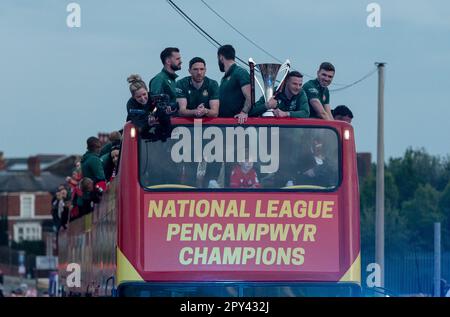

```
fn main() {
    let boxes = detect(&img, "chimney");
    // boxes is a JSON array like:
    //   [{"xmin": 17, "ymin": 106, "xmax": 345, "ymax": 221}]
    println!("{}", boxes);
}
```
[
  {"xmin": 27, "ymin": 156, "xmax": 41, "ymax": 177},
  {"xmin": 0, "ymin": 152, "xmax": 5, "ymax": 171}
]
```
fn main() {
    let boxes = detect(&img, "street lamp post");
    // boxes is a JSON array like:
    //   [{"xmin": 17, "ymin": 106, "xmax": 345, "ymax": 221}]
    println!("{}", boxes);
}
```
[{"xmin": 375, "ymin": 62, "xmax": 386, "ymax": 288}]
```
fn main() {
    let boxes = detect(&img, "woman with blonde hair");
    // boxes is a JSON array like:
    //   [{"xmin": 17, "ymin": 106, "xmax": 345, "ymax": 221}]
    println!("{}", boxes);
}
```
[{"xmin": 126, "ymin": 74, "xmax": 157, "ymax": 128}]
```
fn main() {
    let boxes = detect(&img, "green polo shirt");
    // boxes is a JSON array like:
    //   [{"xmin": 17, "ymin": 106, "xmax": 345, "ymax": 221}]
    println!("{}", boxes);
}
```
[
  {"xmin": 303, "ymin": 79, "xmax": 330, "ymax": 118},
  {"xmin": 249, "ymin": 88, "xmax": 310, "ymax": 118},
  {"xmin": 219, "ymin": 64, "xmax": 250, "ymax": 117},
  {"xmin": 81, "ymin": 151, "xmax": 105, "ymax": 184},
  {"xmin": 149, "ymin": 68, "xmax": 178, "ymax": 103},
  {"xmin": 176, "ymin": 76, "xmax": 219, "ymax": 110}
]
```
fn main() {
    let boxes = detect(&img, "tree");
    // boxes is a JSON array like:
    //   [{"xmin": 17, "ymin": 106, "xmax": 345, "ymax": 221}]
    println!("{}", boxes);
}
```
[
  {"xmin": 360, "ymin": 148, "xmax": 450, "ymax": 256},
  {"xmin": 389, "ymin": 148, "xmax": 447, "ymax": 203},
  {"xmin": 360, "ymin": 168, "xmax": 405, "ymax": 252},
  {"xmin": 401, "ymin": 184, "xmax": 443, "ymax": 250},
  {"xmin": 439, "ymin": 181, "xmax": 450, "ymax": 249}
]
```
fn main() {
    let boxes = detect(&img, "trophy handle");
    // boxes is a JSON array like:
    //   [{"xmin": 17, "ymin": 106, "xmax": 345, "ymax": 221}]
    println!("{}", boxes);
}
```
[
  {"xmin": 248, "ymin": 58, "xmax": 265, "ymax": 99},
  {"xmin": 275, "ymin": 59, "xmax": 291, "ymax": 94},
  {"xmin": 249, "ymin": 58, "xmax": 255, "ymax": 106}
]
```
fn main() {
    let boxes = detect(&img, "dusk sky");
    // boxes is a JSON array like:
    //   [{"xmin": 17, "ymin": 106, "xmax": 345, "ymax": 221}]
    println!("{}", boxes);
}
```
[{"xmin": 1, "ymin": 0, "xmax": 449, "ymax": 160}]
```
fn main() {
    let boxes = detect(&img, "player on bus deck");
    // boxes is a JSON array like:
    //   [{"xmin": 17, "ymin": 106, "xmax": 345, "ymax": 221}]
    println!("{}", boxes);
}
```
[
  {"xmin": 249, "ymin": 70, "xmax": 310, "ymax": 118},
  {"xmin": 81, "ymin": 136, "xmax": 107, "ymax": 192},
  {"xmin": 303, "ymin": 62, "xmax": 335, "ymax": 120},
  {"xmin": 332, "ymin": 105, "xmax": 353, "ymax": 124},
  {"xmin": 176, "ymin": 57, "xmax": 220, "ymax": 118},
  {"xmin": 149, "ymin": 47, "xmax": 182, "ymax": 107},
  {"xmin": 217, "ymin": 44, "xmax": 252, "ymax": 124}
]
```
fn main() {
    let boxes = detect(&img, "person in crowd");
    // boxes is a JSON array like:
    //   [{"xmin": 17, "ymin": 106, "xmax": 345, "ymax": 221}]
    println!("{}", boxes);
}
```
[
  {"xmin": 217, "ymin": 44, "xmax": 251, "ymax": 123},
  {"xmin": 250, "ymin": 71, "xmax": 309, "ymax": 118},
  {"xmin": 101, "ymin": 144, "xmax": 120, "ymax": 183},
  {"xmin": 71, "ymin": 177, "xmax": 102, "ymax": 220},
  {"xmin": 81, "ymin": 137, "xmax": 106, "ymax": 191},
  {"xmin": 297, "ymin": 137, "xmax": 336, "ymax": 187},
  {"xmin": 230, "ymin": 149, "xmax": 261, "ymax": 188},
  {"xmin": 100, "ymin": 131, "xmax": 122, "ymax": 156},
  {"xmin": 176, "ymin": 57, "xmax": 219, "ymax": 118},
  {"xmin": 51, "ymin": 185, "xmax": 70, "ymax": 230},
  {"xmin": 110, "ymin": 146, "xmax": 120, "ymax": 182},
  {"xmin": 332, "ymin": 105, "xmax": 353, "ymax": 123},
  {"xmin": 194, "ymin": 160, "xmax": 224, "ymax": 188},
  {"xmin": 303, "ymin": 62, "xmax": 335, "ymax": 120},
  {"xmin": 149, "ymin": 47, "xmax": 182, "ymax": 106},
  {"xmin": 66, "ymin": 165, "xmax": 82, "ymax": 197}
]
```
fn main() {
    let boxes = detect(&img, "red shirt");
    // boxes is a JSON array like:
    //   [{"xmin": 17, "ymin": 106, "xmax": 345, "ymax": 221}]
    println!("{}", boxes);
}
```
[{"xmin": 230, "ymin": 165, "xmax": 261, "ymax": 188}]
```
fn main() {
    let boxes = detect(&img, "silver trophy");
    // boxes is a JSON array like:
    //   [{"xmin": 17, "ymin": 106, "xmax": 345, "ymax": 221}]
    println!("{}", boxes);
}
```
[{"xmin": 249, "ymin": 58, "xmax": 290, "ymax": 117}]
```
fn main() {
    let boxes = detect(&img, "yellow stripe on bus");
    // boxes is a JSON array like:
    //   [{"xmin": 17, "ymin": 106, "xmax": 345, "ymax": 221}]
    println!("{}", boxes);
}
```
[
  {"xmin": 146, "ymin": 184, "xmax": 196, "ymax": 189},
  {"xmin": 339, "ymin": 253, "xmax": 361, "ymax": 284},
  {"xmin": 282, "ymin": 185, "xmax": 328, "ymax": 190},
  {"xmin": 116, "ymin": 247, "xmax": 144, "ymax": 286}
]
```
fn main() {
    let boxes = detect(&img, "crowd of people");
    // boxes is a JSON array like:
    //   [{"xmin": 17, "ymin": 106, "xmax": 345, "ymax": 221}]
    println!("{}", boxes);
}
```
[{"xmin": 51, "ymin": 132, "xmax": 121, "ymax": 231}]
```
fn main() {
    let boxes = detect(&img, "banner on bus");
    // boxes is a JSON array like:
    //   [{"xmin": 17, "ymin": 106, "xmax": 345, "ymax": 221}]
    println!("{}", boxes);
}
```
[{"xmin": 144, "ymin": 193, "xmax": 339, "ymax": 273}]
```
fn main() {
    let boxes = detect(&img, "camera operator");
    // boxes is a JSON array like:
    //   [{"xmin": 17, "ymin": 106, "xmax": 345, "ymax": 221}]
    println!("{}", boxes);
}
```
[
  {"xmin": 126, "ymin": 74, "xmax": 177, "ymax": 140},
  {"xmin": 150, "ymin": 93, "xmax": 178, "ymax": 139},
  {"xmin": 126, "ymin": 74, "xmax": 156, "ymax": 127}
]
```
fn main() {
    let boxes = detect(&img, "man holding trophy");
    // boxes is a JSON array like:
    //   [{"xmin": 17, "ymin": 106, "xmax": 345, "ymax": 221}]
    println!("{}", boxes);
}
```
[
  {"xmin": 249, "ymin": 70, "xmax": 309, "ymax": 118},
  {"xmin": 247, "ymin": 58, "xmax": 309, "ymax": 118}
]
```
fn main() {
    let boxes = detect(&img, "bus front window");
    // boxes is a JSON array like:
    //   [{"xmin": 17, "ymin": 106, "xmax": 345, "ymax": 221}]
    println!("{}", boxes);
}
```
[{"xmin": 139, "ymin": 125, "xmax": 340, "ymax": 191}]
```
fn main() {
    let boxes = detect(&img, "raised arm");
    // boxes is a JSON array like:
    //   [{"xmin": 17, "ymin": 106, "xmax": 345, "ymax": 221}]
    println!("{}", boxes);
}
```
[{"xmin": 310, "ymin": 99, "xmax": 329, "ymax": 120}]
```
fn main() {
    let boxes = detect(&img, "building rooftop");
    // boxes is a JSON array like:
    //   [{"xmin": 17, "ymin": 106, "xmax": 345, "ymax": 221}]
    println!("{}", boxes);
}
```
[
  {"xmin": 0, "ymin": 171, "xmax": 65, "ymax": 193},
  {"xmin": 0, "ymin": 153, "xmax": 78, "ymax": 193}
]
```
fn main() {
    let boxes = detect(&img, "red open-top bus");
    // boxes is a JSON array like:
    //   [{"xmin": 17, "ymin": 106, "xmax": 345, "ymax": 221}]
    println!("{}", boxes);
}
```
[{"xmin": 58, "ymin": 117, "xmax": 360, "ymax": 297}]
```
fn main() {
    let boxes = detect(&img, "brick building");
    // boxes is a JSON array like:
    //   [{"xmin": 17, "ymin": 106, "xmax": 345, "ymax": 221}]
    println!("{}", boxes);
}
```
[{"xmin": 0, "ymin": 153, "xmax": 77, "ymax": 244}]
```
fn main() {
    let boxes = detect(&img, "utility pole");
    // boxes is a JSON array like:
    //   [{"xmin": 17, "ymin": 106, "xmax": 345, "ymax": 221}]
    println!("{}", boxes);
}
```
[
  {"xmin": 375, "ymin": 62, "xmax": 386, "ymax": 288},
  {"xmin": 434, "ymin": 222, "xmax": 441, "ymax": 297}
]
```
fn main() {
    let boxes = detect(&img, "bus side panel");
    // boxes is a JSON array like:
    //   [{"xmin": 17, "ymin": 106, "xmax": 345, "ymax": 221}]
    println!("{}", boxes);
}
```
[
  {"xmin": 91, "ymin": 181, "xmax": 117, "ymax": 296},
  {"xmin": 117, "ymin": 123, "xmax": 143, "ymax": 280},
  {"xmin": 57, "ymin": 182, "xmax": 117, "ymax": 296},
  {"xmin": 340, "ymin": 125, "xmax": 361, "ymax": 283},
  {"xmin": 57, "ymin": 215, "xmax": 92, "ymax": 296}
]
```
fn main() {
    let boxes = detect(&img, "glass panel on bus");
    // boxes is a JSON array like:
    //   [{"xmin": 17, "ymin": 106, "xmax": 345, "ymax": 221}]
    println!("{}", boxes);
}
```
[{"xmin": 139, "ymin": 125, "xmax": 340, "ymax": 191}]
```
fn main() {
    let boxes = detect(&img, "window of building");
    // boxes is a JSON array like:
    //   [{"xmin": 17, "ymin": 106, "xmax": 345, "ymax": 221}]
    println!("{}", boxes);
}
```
[
  {"xmin": 14, "ymin": 223, "xmax": 42, "ymax": 242},
  {"xmin": 20, "ymin": 194, "xmax": 35, "ymax": 218}
]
